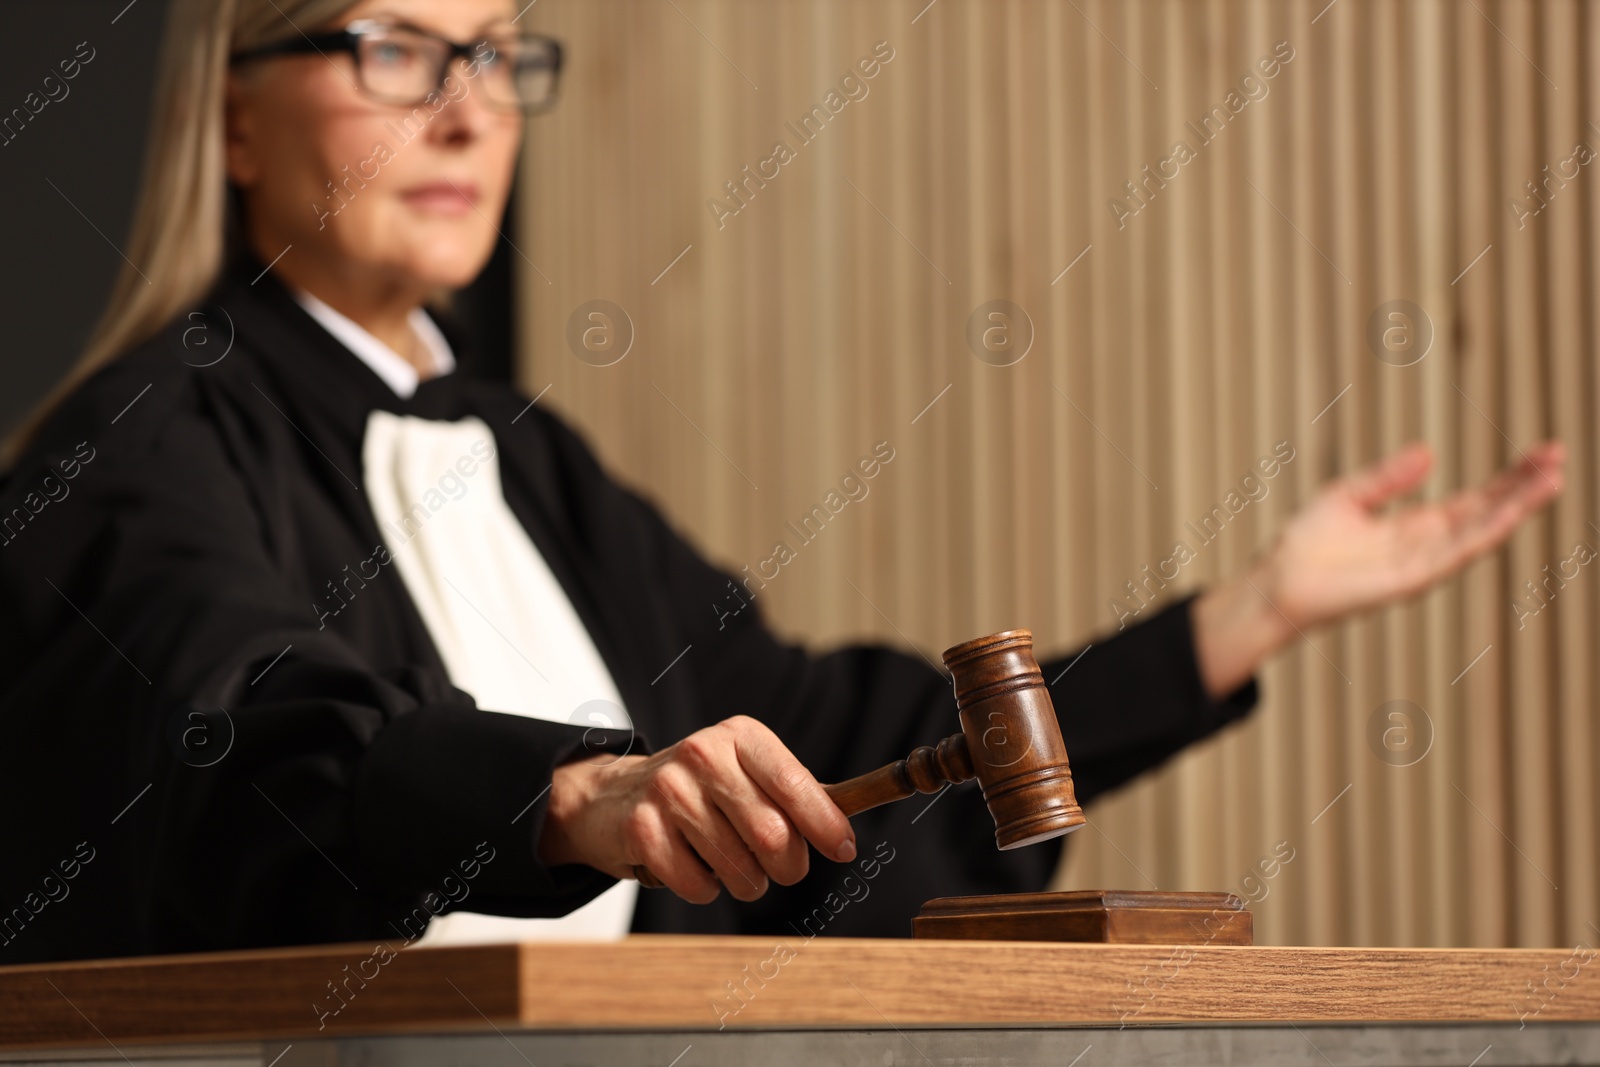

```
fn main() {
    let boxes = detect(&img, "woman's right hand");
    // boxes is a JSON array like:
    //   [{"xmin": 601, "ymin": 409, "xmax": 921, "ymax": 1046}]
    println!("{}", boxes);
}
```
[{"xmin": 537, "ymin": 714, "xmax": 858, "ymax": 904}]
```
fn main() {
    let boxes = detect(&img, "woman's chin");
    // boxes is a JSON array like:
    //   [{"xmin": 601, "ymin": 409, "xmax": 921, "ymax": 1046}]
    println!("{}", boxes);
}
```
[
  {"xmin": 375, "ymin": 247, "xmax": 492, "ymax": 292},
  {"xmin": 339, "ymin": 217, "xmax": 496, "ymax": 288},
  {"xmin": 416, "ymin": 263, "xmax": 486, "ymax": 291}
]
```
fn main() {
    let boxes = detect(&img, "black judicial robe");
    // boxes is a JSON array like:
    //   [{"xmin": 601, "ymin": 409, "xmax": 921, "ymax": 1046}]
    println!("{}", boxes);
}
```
[{"xmin": 0, "ymin": 252, "xmax": 1257, "ymax": 964}]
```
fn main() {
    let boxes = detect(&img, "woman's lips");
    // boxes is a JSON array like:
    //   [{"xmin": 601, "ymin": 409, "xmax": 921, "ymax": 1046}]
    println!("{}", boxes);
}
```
[{"xmin": 400, "ymin": 181, "xmax": 479, "ymax": 215}]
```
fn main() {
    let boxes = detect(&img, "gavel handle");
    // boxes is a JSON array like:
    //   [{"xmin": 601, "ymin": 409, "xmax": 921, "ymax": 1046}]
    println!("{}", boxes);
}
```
[
  {"xmin": 821, "ymin": 731, "xmax": 975, "ymax": 816},
  {"xmin": 633, "ymin": 732, "xmax": 973, "ymax": 889}
]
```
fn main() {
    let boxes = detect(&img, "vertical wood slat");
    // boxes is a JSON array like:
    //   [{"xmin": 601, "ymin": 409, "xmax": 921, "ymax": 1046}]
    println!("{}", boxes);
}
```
[
  {"xmin": 1453, "ymin": 0, "xmax": 1510, "ymax": 949},
  {"xmin": 1498, "ymin": 0, "xmax": 1559, "ymax": 950},
  {"xmin": 516, "ymin": 0, "xmax": 1594, "ymax": 948}
]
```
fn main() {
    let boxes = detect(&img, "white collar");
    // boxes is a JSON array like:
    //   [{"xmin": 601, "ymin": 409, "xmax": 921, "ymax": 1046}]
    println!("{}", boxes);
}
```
[{"xmin": 289, "ymin": 286, "xmax": 457, "ymax": 399}]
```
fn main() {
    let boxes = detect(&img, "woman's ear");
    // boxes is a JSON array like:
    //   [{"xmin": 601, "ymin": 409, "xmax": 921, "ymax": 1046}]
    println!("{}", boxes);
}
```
[{"xmin": 223, "ymin": 70, "xmax": 260, "ymax": 188}]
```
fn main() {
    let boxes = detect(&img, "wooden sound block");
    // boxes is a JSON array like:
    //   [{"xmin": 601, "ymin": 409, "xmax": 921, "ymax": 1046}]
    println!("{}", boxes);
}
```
[{"xmin": 913, "ymin": 890, "xmax": 1253, "ymax": 945}]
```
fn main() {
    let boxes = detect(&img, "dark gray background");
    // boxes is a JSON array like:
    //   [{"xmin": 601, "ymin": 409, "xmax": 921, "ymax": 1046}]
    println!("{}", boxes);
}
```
[{"xmin": 0, "ymin": 0, "xmax": 513, "ymax": 441}]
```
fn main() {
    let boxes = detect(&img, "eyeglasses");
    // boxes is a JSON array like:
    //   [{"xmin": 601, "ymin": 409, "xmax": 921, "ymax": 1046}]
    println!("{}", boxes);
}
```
[{"xmin": 229, "ymin": 18, "xmax": 564, "ymax": 114}]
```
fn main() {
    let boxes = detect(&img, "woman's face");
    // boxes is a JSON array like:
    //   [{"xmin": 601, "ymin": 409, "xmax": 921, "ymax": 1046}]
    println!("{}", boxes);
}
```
[{"xmin": 225, "ymin": 0, "xmax": 524, "ymax": 295}]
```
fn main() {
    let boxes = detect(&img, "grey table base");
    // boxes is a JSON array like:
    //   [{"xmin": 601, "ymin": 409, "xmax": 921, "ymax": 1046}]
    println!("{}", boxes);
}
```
[{"xmin": 4, "ymin": 1023, "xmax": 1600, "ymax": 1067}]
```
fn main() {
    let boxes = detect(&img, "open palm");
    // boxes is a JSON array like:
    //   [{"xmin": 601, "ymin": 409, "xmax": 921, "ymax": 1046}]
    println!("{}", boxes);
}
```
[{"xmin": 1259, "ymin": 441, "xmax": 1566, "ymax": 631}]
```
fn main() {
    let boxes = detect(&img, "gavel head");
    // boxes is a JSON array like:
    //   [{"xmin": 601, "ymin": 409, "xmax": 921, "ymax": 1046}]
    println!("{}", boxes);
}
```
[{"xmin": 942, "ymin": 630, "xmax": 1086, "ymax": 850}]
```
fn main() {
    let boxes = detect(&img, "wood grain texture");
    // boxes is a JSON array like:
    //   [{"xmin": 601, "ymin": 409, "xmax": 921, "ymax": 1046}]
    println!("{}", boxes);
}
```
[
  {"xmin": 0, "ymin": 940, "xmax": 520, "ymax": 1050},
  {"xmin": 912, "ymin": 890, "xmax": 1255, "ymax": 944},
  {"xmin": 513, "ymin": 0, "xmax": 1599, "ymax": 950},
  {"xmin": 0, "ymin": 936, "xmax": 1597, "ymax": 1050}
]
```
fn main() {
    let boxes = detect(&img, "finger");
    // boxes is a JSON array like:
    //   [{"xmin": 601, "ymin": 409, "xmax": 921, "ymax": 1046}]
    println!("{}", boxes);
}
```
[
  {"xmin": 651, "ymin": 773, "xmax": 771, "ymax": 902},
  {"xmin": 653, "ymin": 828, "xmax": 723, "ymax": 905},
  {"xmin": 1512, "ymin": 441, "xmax": 1566, "ymax": 499},
  {"xmin": 627, "ymin": 803, "xmax": 722, "ymax": 904},
  {"xmin": 1406, "ymin": 448, "xmax": 1564, "ymax": 579},
  {"xmin": 685, "ymin": 723, "xmax": 810, "ymax": 885},
  {"xmin": 1474, "ymin": 442, "xmax": 1564, "ymax": 505},
  {"xmin": 727, "ymin": 716, "xmax": 857, "ymax": 864},
  {"xmin": 1499, "ymin": 449, "xmax": 1565, "ymax": 520},
  {"xmin": 687, "ymin": 806, "xmax": 773, "ymax": 902},
  {"xmin": 1340, "ymin": 442, "xmax": 1434, "ymax": 510},
  {"xmin": 1439, "ymin": 444, "xmax": 1565, "ymax": 539},
  {"xmin": 1475, "ymin": 456, "xmax": 1564, "ymax": 547},
  {"xmin": 705, "ymin": 774, "xmax": 810, "ymax": 886},
  {"xmin": 1523, "ymin": 439, "xmax": 1566, "ymax": 477},
  {"xmin": 1479, "ymin": 444, "xmax": 1566, "ymax": 511}
]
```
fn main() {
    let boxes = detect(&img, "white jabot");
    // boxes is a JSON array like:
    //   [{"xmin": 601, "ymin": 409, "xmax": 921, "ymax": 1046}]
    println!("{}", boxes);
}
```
[
  {"xmin": 293, "ymin": 288, "xmax": 639, "ymax": 943},
  {"xmin": 290, "ymin": 287, "xmax": 456, "ymax": 399}
]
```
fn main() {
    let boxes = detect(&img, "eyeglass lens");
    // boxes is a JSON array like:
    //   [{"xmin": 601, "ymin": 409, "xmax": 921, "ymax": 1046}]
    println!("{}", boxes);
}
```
[{"xmin": 356, "ymin": 28, "xmax": 558, "ymax": 110}]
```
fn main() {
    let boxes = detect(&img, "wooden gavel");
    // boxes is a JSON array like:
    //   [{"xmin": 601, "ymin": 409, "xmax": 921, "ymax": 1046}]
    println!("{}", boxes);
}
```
[{"xmin": 634, "ymin": 629, "xmax": 1085, "ymax": 889}]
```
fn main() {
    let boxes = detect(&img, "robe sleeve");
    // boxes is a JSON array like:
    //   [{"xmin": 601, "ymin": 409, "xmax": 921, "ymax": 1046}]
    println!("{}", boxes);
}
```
[
  {"xmin": 0, "ymin": 384, "xmax": 637, "ymax": 960},
  {"xmin": 595, "ymin": 467, "xmax": 1256, "ymax": 810},
  {"xmin": 533, "ymin": 414, "xmax": 1258, "ymax": 935}
]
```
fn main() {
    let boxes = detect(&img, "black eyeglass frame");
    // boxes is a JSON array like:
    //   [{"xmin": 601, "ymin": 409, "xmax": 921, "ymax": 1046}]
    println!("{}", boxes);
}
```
[{"xmin": 228, "ymin": 18, "xmax": 565, "ymax": 114}]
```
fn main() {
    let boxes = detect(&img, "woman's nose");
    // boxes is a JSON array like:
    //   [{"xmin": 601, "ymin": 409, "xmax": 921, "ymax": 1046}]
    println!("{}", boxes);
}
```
[{"xmin": 426, "ymin": 62, "xmax": 504, "ymax": 139}]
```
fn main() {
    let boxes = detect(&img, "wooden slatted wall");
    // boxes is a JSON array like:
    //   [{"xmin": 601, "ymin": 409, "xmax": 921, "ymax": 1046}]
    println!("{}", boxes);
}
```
[{"xmin": 514, "ymin": 0, "xmax": 1598, "ymax": 948}]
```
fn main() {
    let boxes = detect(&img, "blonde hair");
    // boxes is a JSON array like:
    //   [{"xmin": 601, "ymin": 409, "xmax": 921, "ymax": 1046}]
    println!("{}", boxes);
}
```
[{"xmin": 1, "ymin": 0, "xmax": 363, "ymax": 468}]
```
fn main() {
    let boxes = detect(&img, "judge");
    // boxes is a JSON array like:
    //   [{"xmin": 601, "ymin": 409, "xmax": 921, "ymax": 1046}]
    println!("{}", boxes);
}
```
[{"xmin": 0, "ymin": 0, "xmax": 1564, "ymax": 965}]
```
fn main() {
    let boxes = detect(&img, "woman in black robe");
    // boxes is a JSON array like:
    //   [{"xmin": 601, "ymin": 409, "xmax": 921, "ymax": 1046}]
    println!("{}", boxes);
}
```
[{"xmin": 0, "ymin": 0, "xmax": 1563, "ymax": 964}]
